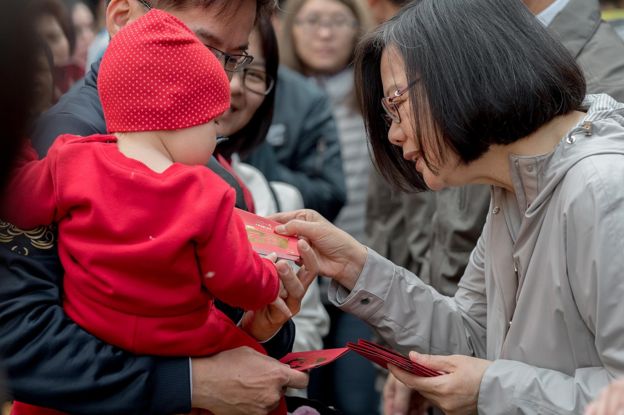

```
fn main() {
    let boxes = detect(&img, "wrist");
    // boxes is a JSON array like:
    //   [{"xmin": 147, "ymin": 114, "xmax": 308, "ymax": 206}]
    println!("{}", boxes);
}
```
[
  {"xmin": 338, "ymin": 243, "xmax": 367, "ymax": 291},
  {"xmin": 241, "ymin": 311, "xmax": 282, "ymax": 342}
]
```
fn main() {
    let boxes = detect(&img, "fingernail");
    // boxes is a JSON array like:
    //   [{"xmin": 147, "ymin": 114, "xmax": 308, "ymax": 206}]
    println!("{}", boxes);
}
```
[
  {"xmin": 277, "ymin": 263, "xmax": 288, "ymax": 274},
  {"xmin": 275, "ymin": 225, "xmax": 285, "ymax": 233}
]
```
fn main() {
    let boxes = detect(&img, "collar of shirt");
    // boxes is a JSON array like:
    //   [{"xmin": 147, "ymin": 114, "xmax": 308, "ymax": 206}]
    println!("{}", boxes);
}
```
[{"xmin": 536, "ymin": 0, "xmax": 571, "ymax": 26}]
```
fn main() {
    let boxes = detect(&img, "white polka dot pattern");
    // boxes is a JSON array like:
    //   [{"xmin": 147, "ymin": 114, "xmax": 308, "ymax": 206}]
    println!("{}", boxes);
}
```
[{"xmin": 98, "ymin": 9, "xmax": 230, "ymax": 133}]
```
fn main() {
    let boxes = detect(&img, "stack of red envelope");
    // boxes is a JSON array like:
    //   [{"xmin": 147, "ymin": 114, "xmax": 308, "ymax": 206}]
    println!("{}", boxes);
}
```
[
  {"xmin": 346, "ymin": 339, "xmax": 443, "ymax": 377},
  {"xmin": 279, "ymin": 340, "xmax": 442, "ymax": 377}
]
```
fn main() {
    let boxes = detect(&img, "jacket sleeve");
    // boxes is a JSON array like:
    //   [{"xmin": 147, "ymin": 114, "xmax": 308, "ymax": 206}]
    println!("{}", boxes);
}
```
[
  {"xmin": 246, "ymin": 93, "xmax": 346, "ymax": 221},
  {"xmin": 0, "ymin": 230, "xmax": 191, "ymax": 415},
  {"xmin": 195, "ymin": 187, "xmax": 279, "ymax": 311},
  {"xmin": 479, "ymin": 156, "xmax": 624, "ymax": 414},
  {"xmin": 327, "ymin": 236, "xmax": 489, "ymax": 358}
]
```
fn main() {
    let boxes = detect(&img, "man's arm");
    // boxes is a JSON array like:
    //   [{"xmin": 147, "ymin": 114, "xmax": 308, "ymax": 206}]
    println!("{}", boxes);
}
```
[
  {"xmin": 0, "ymin": 227, "xmax": 298, "ymax": 413},
  {"xmin": 0, "ymin": 231, "xmax": 190, "ymax": 414}
]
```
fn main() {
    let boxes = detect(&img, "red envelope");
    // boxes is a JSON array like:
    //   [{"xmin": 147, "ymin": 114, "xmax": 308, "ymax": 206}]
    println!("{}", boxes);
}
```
[
  {"xmin": 347, "ymin": 340, "xmax": 443, "ymax": 377},
  {"xmin": 235, "ymin": 208, "xmax": 300, "ymax": 261},
  {"xmin": 279, "ymin": 348, "xmax": 350, "ymax": 371}
]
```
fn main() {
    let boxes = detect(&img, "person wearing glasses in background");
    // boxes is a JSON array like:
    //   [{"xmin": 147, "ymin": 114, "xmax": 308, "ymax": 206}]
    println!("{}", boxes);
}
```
[
  {"xmin": 215, "ymin": 15, "xmax": 331, "ymax": 402},
  {"xmin": 274, "ymin": 1, "xmax": 377, "ymax": 414},
  {"xmin": 0, "ymin": 1, "xmax": 314, "ymax": 414}
]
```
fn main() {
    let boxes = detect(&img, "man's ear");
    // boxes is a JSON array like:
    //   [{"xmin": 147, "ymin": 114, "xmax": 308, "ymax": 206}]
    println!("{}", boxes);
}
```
[{"xmin": 106, "ymin": 0, "xmax": 145, "ymax": 37}]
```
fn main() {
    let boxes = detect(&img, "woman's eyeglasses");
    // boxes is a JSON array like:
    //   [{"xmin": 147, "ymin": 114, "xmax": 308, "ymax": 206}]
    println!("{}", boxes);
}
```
[
  {"xmin": 234, "ymin": 68, "xmax": 275, "ymax": 96},
  {"xmin": 381, "ymin": 80, "xmax": 418, "ymax": 125},
  {"xmin": 136, "ymin": 0, "xmax": 253, "ymax": 72}
]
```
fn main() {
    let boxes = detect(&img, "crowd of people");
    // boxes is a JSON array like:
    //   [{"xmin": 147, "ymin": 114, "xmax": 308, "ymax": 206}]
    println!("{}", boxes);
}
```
[{"xmin": 1, "ymin": 0, "xmax": 624, "ymax": 414}]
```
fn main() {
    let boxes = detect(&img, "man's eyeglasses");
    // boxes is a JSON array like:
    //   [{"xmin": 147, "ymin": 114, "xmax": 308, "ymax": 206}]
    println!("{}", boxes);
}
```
[
  {"xmin": 381, "ymin": 80, "xmax": 418, "ymax": 126},
  {"xmin": 294, "ymin": 15, "xmax": 358, "ymax": 33},
  {"xmin": 136, "ymin": 0, "xmax": 254, "ymax": 72},
  {"xmin": 234, "ymin": 68, "xmax": 275, "ymax": 96}
]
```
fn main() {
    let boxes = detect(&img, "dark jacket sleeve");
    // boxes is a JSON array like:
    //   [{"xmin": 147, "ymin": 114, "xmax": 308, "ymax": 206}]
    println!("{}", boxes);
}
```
[{"xmin": 0, "ymin": 225, "xmax": 191, "ymax": 414}]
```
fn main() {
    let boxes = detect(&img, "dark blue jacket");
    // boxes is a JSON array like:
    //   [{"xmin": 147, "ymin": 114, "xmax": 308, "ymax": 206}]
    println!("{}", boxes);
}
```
[
  {"xmin": 246, "ymin": 66, "xmax": 346, "ymax": 221},
  {"xmin": 0, "ymin": 60, "xmax": 294, "ymax": 414}
]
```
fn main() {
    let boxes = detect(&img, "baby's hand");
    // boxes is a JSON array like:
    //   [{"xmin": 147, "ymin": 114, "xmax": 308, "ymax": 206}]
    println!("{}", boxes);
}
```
[{"xmin": 241, "ymin": 261, "xmax": 297, "ymax": 342}]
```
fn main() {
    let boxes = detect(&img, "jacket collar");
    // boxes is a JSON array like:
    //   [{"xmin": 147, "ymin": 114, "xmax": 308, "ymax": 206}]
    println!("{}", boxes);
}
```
[
  {"xmin": 548, "ymin": 0, "xmax": 601, "ymax": 58},
  {"xmin": 84, "ymin": 58, "xmax": 102, "ymax": 90}
]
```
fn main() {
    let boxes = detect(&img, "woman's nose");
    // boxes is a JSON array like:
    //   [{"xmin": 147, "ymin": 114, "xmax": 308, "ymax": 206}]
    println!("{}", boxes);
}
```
[{"xmin": 387, "ymin": 121, "xmax": 404, "ymax": 147}]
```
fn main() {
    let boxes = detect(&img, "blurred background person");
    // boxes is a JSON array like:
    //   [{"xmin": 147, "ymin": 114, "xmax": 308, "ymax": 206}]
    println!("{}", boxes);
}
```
[
  {"xmin": 63, "ymin": 0, "xmax": 96, "ymax": 73},
  {"xmin": 281, "ymin": 0, "xmax": 371, "ymax": 243},
  {"xmin": 600, "ymin": 0, "xmax": 624, "ymax": 39},
  {"xmin": 31, "ymin": 0, "xmax": 81, "ymax": 100},
  {"xmin": 278, "ymin": 0, "xmax": 379, "ymax": 413},
  {"xmin": 215, "ymin": 16, "xmax": 331, "ymax": 401},
  {"xmin": 86, "ymin": 0, "xmax": 111, "ymax": 69}
]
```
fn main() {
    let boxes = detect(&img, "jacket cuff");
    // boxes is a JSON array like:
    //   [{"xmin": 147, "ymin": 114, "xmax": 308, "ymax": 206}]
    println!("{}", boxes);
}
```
[
  {"xmin": 263, "ymin": 319, "xmax": 296, "ymax": 359},
  {"xmin": 147, "ymin": 357, "xmax": 191, "ymax": 414},
  {"xmin": 328, "ymin": 248, "xmax": 392, "ymax": 321},
  {"xmin": 478, "ymin": 359, "xmax": 525, "ymax": 414}
]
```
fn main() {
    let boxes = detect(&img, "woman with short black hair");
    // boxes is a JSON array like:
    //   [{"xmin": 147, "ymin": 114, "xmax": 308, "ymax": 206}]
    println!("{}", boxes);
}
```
[{"xmin": 272, "ymin": 0, "xmax": 624, "ymax": 413}]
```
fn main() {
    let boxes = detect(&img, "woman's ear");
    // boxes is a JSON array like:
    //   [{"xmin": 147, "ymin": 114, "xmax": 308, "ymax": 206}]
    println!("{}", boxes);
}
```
[{"xmin": 106, "ymin": 0, "xmax": 145, "ymax": 38}]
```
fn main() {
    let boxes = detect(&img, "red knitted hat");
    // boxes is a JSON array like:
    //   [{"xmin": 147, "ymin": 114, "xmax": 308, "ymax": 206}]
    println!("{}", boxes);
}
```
[{"xmin": 98, "ymin": 9, "xmax": 230, "ymax": 133}]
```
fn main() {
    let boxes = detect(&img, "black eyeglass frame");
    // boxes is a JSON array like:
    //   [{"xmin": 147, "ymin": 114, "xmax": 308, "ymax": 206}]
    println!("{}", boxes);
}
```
[
  {"xmin": 235, "ymin": 68, "xmax": 275, "ymax": 96},
  {"xmin": 135, "ymin": 0, "xmax": 254, "ymax": 72}
]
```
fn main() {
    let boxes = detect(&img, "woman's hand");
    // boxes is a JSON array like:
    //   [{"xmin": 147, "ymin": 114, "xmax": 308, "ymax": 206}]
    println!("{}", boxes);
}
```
[
  {"xmin": 585, "ymin": 378, "xmax": 624, "ymax": 415},
  {"xmin": 271, "ymin": 209, "xmax": 367, "ymax": 290},
  {"xmin": 389, "ymin": 352, "xmax": 492, "ymax": 415},
  {"xmin": 383, "ymin": 372, "xmax": 430, "ymax": 415},
  {"xmin": 242, "ymin": 244, "xmax": 319, "ymax": 341}
]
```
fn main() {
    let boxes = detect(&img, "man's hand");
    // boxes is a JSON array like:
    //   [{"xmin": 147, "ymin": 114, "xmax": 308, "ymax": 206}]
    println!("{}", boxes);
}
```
[
  {"xmin": 383, "ymin": 372, "xmax": 430, "ymax": 415},
  {"xmin": 191, "ymin": 347, "xmax": 309, "ymax": 415}
]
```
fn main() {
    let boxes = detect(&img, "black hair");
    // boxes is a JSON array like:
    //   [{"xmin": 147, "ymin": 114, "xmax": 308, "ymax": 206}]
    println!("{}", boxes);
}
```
[
  {"xmin": 150, "ymin": 0, "xmax": 276, "ymax": 22},
  {"xmin": 355, "ymin": 0, "xmax": 586, "ymax": 191},
  {"xmin": 217, "ymin": 12, "xmax": 279, "ymax": 159}
]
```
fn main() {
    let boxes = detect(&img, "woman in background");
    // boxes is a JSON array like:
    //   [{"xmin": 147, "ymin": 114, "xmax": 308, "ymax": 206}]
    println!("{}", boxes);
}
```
[
  {"xmin": 215, "ymin": 14, "xmax": 331, "ymax": 399},
  {"xmin": 31, "ymin": 0, "xmax": 81, "ymax": 99},
  {"xmin": 279, "ymin": 1, "xmax": 378, "ymax": 413}
]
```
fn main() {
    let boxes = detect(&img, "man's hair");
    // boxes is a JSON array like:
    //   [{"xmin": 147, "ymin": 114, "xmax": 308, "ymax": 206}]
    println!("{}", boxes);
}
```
[
  {"xmin": 149, "ymin": 0, "xmax": 275, "ymax": 21},
  {"xmin": 354, "ymin": 0, "xmax": 586, "ymax": 192}
]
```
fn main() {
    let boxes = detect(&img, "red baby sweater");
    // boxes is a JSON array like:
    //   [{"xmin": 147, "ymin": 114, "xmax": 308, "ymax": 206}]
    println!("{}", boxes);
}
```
[{"xmin": 4, "ymin": 134, "xmax": 279, "ymax": 356}]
